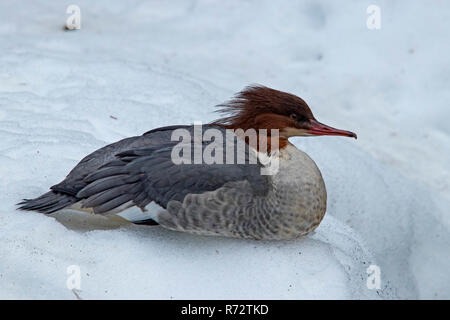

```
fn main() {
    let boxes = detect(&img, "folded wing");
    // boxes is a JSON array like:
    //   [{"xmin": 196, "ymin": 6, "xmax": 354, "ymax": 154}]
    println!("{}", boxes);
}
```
[{"xmin": 75, "ymin": 125, "xmax": 268, "ymax": 215}]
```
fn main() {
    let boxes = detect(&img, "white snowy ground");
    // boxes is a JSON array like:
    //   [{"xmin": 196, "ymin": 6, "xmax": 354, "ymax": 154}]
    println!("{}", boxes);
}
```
[{"xmin": 0, "ymin": 0, "xmax": 449, "ymax": 299}]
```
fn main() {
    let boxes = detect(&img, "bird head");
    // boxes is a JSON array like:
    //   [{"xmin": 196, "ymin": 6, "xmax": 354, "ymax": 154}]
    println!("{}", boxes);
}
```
[{"xmin": 213, "ymin": 85, "xmax": 357, "ymax": 140}]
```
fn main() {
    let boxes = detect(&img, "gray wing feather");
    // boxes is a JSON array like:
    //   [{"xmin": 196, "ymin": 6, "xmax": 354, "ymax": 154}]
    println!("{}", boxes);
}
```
[
  {"xmin": 76, "ymin": 126, "xmax": 268, "ymax": 214},
  {"xmin": 49, "ymin": 125, "xmax": 190, "ymax": 196},
  {"xmin": 18, "ymin": 125, "xmax": 197, "ymax": 214}
]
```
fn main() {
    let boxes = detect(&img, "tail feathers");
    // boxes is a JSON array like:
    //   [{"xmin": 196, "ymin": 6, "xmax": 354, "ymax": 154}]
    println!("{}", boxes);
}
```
[{"xmin": 17, "ymin": 191, "xmax": 78, "ymax": 214}]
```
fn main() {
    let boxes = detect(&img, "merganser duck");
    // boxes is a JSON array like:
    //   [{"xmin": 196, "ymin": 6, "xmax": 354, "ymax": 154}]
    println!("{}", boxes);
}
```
[{"xmin": 18, "ymin": 85, "xmax": 356, "ymax": 240}]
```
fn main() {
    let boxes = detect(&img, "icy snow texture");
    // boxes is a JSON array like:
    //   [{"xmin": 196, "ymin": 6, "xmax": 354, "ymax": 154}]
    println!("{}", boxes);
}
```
[{"xmin": 0, "ymin": 0, "xmax": 449, "ymax": 299}]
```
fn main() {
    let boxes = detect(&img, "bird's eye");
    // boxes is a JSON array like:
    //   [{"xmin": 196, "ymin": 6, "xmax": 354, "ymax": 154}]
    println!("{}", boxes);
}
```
[{"xmin": 290, "ymin": 113, "xmax": 298, "ymax": 120}]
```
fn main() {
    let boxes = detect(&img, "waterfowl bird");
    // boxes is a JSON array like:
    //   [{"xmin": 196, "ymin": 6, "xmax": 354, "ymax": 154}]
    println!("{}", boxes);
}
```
[{"xmin": 18, "ymin": 85, "xmax": 356, "ymax": 240}]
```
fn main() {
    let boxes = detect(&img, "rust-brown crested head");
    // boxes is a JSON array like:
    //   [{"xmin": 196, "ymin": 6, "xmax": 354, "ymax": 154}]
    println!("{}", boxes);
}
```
[{"xmin": 212, "ymin": 85, "xmax": 357, "ymax": 140}]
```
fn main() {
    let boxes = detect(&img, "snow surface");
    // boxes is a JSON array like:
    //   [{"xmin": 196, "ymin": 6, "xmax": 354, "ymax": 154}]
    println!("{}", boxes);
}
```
[{"xmin": 1, "ymin": 0, "xmax": 449, "ymax": 299}]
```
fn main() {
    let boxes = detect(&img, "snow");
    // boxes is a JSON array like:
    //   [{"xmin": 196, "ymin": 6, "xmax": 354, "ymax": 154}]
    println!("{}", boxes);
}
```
[{"xmin": 0, "ymin": 0, "xmax": 449, "ymax": 299}]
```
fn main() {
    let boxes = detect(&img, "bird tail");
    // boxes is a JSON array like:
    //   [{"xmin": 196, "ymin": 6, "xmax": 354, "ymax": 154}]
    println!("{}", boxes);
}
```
[{"xmin": 17, "ymin": 191, "xmax": 78, "ymax": 214}]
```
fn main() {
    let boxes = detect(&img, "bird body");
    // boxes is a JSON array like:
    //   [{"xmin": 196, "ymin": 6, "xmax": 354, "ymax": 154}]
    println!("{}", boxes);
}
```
[
  {"xmin": 18, "ymin": 86, "xmax": 355, "ymax": 240},
  {"xmin": 154, "ymin": 142, "xmax": 326, "ymax": 240}
]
